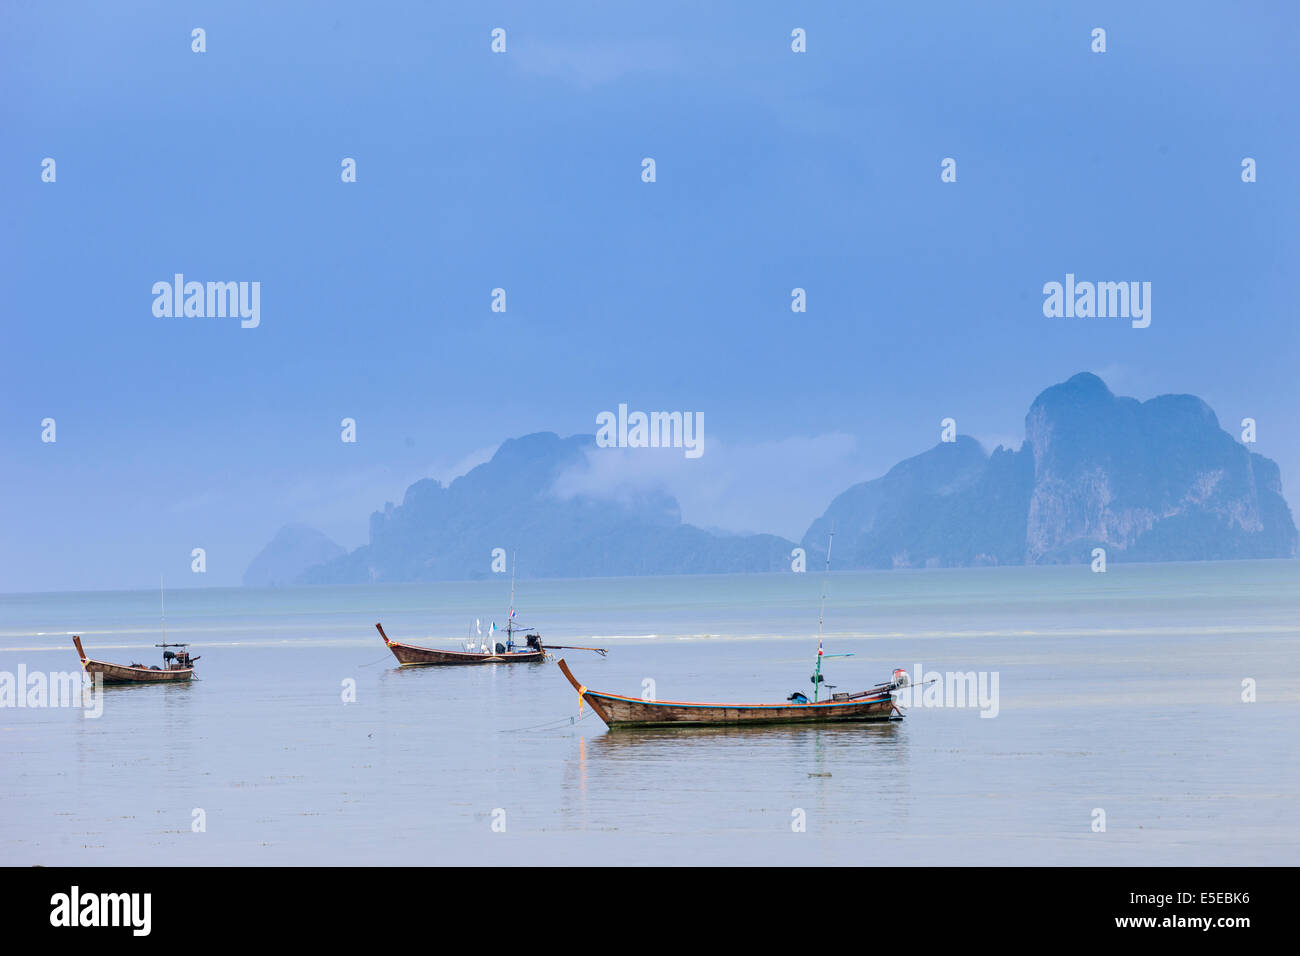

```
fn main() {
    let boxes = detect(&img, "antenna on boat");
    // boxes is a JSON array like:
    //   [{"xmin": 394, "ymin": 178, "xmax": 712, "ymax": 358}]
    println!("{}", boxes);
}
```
[
  {"xmin": 813, "ymin": 527, "xmax": 833, "ymax": 703},
  {"xmin": 160, "ymin": 575, "xmax": 166, "ymax": 643},
  {"xmin": 507, "ymin": 550, "xmax": 517, "ymax": 644}
]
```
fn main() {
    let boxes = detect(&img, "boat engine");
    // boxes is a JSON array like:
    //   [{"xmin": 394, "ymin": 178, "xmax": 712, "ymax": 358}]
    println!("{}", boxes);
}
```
[
  {"xmin": 526, "ymin": 634, "xmax": 542, "ymax": 651},
  {"xmin": 892, "ymin": 668, "xmax": 909, "ymax": 687}
]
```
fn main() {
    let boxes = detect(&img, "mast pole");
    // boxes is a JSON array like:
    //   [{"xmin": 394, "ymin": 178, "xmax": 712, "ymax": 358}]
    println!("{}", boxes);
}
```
[
  {"xmin": 507, "ymin": 551, "xmax": 516, "ymax": 644},
  {"xmin": 814, "ymin": 529, "xmax": 834, "ymax": 703},
  {"xmin": 161, "ymin": 575, "xmax": 166, "ymax": 644}
]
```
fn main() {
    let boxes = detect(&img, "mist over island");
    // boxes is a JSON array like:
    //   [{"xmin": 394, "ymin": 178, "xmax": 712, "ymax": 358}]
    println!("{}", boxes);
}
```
[{"xmin": 245, "ymin": 373, "xmax": 1298, "ymax": 585}]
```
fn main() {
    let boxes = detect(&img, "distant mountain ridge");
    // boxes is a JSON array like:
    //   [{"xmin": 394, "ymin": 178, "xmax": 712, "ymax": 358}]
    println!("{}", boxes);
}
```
[
  {"xmin": 246, "ymin": 373, "xmax": 1296, "ymax": 585},
  {"xmin": 242, "ymin": 524, "xmax": 345, "ymax": 588},
  {"xmin": 803, "ymin": 373, "xmax": 1296, "ymax": 568},
  {"xmin": 293, "ymin": 432, "xmax": 792, "ymax": 584}
]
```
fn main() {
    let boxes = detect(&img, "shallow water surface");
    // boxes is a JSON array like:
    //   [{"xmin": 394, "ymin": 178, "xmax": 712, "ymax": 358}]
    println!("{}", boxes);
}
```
[{"xmin": 2, "ymin": 561, "xmax": 1297, "ymax": 864}]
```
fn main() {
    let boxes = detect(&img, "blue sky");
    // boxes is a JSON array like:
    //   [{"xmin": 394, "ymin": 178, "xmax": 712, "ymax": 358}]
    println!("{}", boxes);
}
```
[{"xmin": 2, "ymin": 1, "xmax": 1297, "ymax": 591}]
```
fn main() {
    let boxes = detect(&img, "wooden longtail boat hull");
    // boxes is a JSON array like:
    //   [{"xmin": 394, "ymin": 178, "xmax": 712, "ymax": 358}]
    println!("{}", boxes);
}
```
[
  {"xmin": 376, "ymin": 623, "xmax": 545, "ymax": 666},
  {"xmin": 556, "ymin": 659, "xmax": 897, "ymax": 729},
  {"xmin": 72, "ymin": 637, "xmax": 194, "ymax": 684}
]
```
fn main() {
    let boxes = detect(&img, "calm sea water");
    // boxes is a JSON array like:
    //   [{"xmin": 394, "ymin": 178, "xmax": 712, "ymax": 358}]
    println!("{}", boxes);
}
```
[{"xmin": 2, "ymin": 561, "xmax": 1297, "ymax": 865}]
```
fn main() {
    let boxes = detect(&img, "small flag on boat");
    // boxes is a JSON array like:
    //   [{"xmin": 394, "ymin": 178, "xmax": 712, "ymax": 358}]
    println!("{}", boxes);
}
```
[
  {"xmin": 510, "ymin": 608, "xmax": 516, "ymax": 619},
  {"xmin": 475, "ymin": 618, "xmax": 482, "ymax": 635},
  {"xmin": 490, "ymin": 622, "xmax": 496, "ymax": 634}
]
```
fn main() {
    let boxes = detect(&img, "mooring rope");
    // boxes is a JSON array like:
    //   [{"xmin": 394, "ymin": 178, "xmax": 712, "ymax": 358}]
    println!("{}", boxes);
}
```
[{"xmin": 499, "ymin": 709, "xmax": 595, "ymax": 733}]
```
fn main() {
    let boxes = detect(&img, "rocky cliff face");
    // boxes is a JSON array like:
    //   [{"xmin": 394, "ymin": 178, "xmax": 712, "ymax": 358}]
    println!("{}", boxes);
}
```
[
  {"xmin": 803, "ymin": 373, "xmax": 1296, "ymax": 568},
  {"xmin": 1022, "ymin": 373, "xmax": 1295, "ymax": 563}
]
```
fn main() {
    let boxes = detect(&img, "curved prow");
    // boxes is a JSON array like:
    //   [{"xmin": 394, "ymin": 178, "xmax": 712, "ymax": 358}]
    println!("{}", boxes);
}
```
[
  {"xmin": 375, "ymin": 623, "xmax": 391, "ymax": 646},
  {"xmin": 556, "ymin": 657, "xmax": 584, "ymax": 693},
  {"xmin": 72, "ymin": 635, "xmax": 87, "ymax": 664}
]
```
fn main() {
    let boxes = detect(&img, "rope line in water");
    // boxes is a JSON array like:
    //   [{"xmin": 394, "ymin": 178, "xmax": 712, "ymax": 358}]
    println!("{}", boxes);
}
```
[{"xmin": 500, "ymin": 710, "xmax": 594, "ymax": 733}]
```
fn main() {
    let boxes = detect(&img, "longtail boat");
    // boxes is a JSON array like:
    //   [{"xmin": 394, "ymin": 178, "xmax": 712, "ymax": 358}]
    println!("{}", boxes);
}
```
[
  {"xmin": 376, "ymin": 622, "xmax": 547, "ymax": 666},
  {"xmin": 375, "ymin": 623, "xmax": 607, "ymax": 667},
  {"xmin": 72, "ymin": 636, "xmax": 198, "ymax": 684},
  {"xmin": 375, "ymin": 557, "xmax": 607, "ymax": 667},
  {"xmin": 555, "ymin": 527, "xmax": 911, "ymax": 729},
  {"xmin": 557, "ymin": 658, "xmax": 905, "ymax": 728}
]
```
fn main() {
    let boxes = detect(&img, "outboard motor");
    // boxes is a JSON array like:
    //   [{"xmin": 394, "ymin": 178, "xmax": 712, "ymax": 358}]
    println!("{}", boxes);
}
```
[
  {"xmin": 892, "ymin": 668, "xmax": 909, "ymax": 688},
  {"xmin": 526, "ymin": 634, "xmax": 542, "ymax": 651}
]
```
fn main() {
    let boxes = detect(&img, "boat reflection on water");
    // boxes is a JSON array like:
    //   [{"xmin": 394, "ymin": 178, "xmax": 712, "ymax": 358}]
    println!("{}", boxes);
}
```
[
  {"xmin": 584, "ymin": 718, "xmax": 905, "ymax": 749},
  {"xmin": 568, "ymin": 720, "xmax": 912, "ymax": 802}
]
